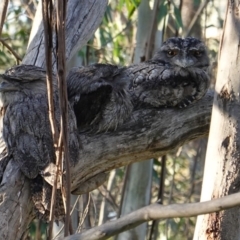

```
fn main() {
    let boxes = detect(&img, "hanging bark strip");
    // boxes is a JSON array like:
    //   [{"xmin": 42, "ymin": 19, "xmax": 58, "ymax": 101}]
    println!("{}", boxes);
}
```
[
  {"xmin": 42, "ymin": 0, "xmax": 61, "ymax": 239},
  {"xmin": 55, "ymin": 0, "xmax": 71, "ymax": 236},
  {"xmin": 42, "ymin": 0, "xmax": 71, "ymax": 237}
]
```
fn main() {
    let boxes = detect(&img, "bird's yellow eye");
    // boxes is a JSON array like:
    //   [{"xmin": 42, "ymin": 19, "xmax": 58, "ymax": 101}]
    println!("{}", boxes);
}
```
[{"xmin": 167, "ymin": 49, "xmax": 178, "ymax": 57}]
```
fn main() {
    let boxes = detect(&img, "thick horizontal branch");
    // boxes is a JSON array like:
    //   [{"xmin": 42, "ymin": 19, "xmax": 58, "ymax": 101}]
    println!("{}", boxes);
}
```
[
  {"xmin": 61, "ymin": 191, "xmax": 240, "ymax": 240},
  {"xmin": 71, "ymin": 91, "xmax": 213, "ymax": 193}
]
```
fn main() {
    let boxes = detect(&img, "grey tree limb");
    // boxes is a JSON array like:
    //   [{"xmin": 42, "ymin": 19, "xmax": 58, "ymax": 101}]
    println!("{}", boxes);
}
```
[
  {"xmin": 0, "ymin": 90, "xmax": 212, "ymax": 239},
  {"xmin": 23, "ymin": 0, "xmax": 108, "ymax": 69},
  {"xmin": 60, "ymin": 191, "xmax": 240, "ymax": 240},
  {"xmin": 71, "ymin": 91, "xmax": 212, "ymax": 193}
]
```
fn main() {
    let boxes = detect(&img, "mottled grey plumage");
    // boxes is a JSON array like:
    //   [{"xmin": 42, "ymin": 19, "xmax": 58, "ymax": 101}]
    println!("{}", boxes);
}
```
[
  {"xmin": 0, "ymin": 65, "xmax": 80, "ymax": 220},
  {"xmin": 127, "ymin": 37, "xmax": 210, "ymax": 108},
  {"xmin": 67, "ymin": 63, "xmax": 133, "ymax": 132},
  {"xmin": 67, "ymin": 37, "xmax": 210, "ymax": 132}
]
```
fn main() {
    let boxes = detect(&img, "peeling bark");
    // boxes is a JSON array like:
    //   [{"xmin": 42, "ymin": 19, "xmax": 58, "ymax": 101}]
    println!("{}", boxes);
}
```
[{"xmin": 194, "ymin": 1, "xmax": 240, "ymax": 239}]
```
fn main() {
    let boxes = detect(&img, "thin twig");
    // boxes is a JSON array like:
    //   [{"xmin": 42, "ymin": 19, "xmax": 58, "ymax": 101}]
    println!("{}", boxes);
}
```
[
  {"xmin": 0, "ymin": 39, "xmax": 22, "ymax": 63},
  {"xmin": 61, "ymin": 192, "xmax": 240, "ymax": 240},
  {"xmin": 0, "ymin": 0, "xmax": 9, "ymax": 36},
  {"xmin": 53, "ymin": 196, "xmax": 81, "ymax": 239},
  {"xmin": 55, "ymin": 0, "xmax": 71, "ymax": 236},
  {"xmin": 77, "ymin": 193, "xmax": 91, "ymax": 233},
  {"xmin": 149, "ymin": 156, "xmax": 166, "ymax": 240},
  {"xmin": 90, "ymin": 193, "xmax": 97, "ymax": 227},
  {"xmin": 41, "ymin": 0, "xmax": 60, "ymax": 239},
  {"xmin": 98, "ymin": 185, "xmax": 119, "ymax": 212},
  {"xmin": 20, "ymin": 0, "xmax": 36, "ymax": 20},
  {"xmin": 117, "ymin": 165, "xmax": 130, "ymax": 218},
  {"xmin": 165, "ymin": 153, "xmax": 177, "ymax": 238}
]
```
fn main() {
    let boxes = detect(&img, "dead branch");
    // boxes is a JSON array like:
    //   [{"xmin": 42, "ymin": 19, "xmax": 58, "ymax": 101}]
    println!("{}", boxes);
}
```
[{"xmin": 61, "ymin": 191, "xmax": 240, "ymax": 240}]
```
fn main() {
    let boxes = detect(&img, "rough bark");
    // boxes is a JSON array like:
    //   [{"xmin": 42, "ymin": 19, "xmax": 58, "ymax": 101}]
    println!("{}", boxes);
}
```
[
  {"xmin": 23, "ymin": 0, "xmax": 107, "ymax": 70},
  {"xmin": 0, "ymin": 88, "xmax": 212, "ymax": 238},
  {"xmin": 71, "ymin": 91, "xmax": 212, "ymax": 193},
  {"xmin": 194, "ymin": 1, "xmax": 240, "ymax": 239}
]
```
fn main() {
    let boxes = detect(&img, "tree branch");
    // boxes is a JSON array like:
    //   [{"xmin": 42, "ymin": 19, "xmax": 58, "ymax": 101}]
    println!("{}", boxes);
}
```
[
  {"xmin": 61, "ymin": 191, "xmax": 240, "ymax": 240},
  {"xmin": 23, "ymin": 0, "xmax": 108, "ymax": 69},
  {"xmin": 0, "ymin": 38, "xmax": 22, "ymax": 63},
  {"xmin": 71, "ymin": 90, "xmax": 213, "ymax": 194},
  {"xmin": 0, "ymin": 90, "xmax": 212, "ymax": 239}
]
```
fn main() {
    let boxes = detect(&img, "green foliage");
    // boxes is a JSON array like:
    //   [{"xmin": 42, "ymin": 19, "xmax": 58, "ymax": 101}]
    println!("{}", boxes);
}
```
[
  {"xmin": 151, "ymin": 144, "xmax": 205, "ymax": 240},
  {"xmin": 158, "ymin": 0, "xmax": 183, "ymax": 38},
  {"xmin": 0, "ymin": 3, "xmax": 32, "ymax": 73},
  {"xmin": 81, "ymin": 1, "xmax": 136, "ymax": 66},
  {"xmin": 118, "ymin": 0, "xmax": 141, "ymax": 18},
  {"xmin": 28, "ymin": 220, "xmax": 47, "ymax": 240},
  {"xmin": 172, "ymin": 1, "xmax": 183, "ymax": 30}
]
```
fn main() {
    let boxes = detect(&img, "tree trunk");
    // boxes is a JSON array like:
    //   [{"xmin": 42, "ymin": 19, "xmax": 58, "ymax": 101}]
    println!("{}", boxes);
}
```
[
  {"xmin": 116, "ymin": 161, "xmax": 153, "ymax": 240},
  {"xmin": 23, "ymin": 1, "xmax": 107, "ymax": 69},
  {"xmin": 194, "ymin": 1, "xmax": 240, "ymax": 239}
]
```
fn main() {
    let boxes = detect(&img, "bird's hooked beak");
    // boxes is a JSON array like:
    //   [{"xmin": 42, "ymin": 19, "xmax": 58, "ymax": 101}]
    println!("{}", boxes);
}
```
[{"xmin": 175, "ymin": 58, "xmax": 194, "ymax": 68}]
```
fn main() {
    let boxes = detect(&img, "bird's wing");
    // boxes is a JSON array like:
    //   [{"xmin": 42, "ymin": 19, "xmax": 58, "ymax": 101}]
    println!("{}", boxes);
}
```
[
  {"xmin": 3, "ymin": 94, "xmax": 56, "ymax": 179},
  {"xmin": 67, "ymin": 64, "xmax": 133, "ymax": 132}
]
